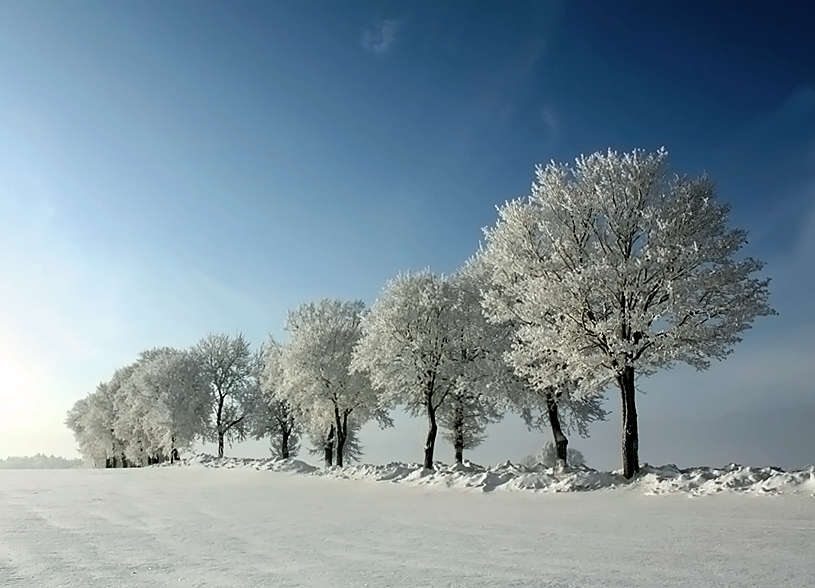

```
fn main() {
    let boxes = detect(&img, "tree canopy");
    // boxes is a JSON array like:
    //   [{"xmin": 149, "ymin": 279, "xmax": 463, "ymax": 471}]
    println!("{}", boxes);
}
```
[{"xmin": 481, "ymin": 148, "xmax": 774, "ymax": 477}]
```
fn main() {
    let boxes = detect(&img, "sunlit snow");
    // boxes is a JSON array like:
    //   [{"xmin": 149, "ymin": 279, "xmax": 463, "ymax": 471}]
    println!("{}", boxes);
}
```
[{"xmin": 1, "ymin": 459, "xmax": 813, "ymax": 587}]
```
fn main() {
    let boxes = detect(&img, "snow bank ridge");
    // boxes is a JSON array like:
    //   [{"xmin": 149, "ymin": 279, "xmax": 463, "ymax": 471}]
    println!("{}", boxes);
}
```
[
  {"xmin": 176, "ymin": 455, "xmax": 815, "ymax": 497},
  {"xmin": 185, "ymin": 454, "xmax": 319, "ymax": 474}
]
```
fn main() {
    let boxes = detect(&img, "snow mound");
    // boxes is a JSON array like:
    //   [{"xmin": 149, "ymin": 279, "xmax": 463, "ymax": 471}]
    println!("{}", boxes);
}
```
[
  {"xmin": 181, "ymin": 454, "xmax": 318, "ymax": 474},
  {"xmin": 175, "ymin": 455, "xmax": 815, "ymax": 496},
  {"xmin": 638, "ymin": 463, "xmax": 815, "ymax": 496},
  {"xmin": 322, "ymin": 460, "xmax": 628, "ymax": 493}
]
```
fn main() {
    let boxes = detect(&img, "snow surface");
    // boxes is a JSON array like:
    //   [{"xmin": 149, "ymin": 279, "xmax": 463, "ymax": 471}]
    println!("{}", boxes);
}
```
[{"xmin": 2, "ymin": 461, "xmax": 813, "ymax": 587}]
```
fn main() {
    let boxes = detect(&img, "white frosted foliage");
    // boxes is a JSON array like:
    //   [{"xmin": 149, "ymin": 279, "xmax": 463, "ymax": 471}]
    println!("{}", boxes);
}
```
[
  {"xmin": 480, "ymin": 148, "xmax": 775, "ymax": 477},
  {"xmin": 117, "ymin": 348, "xmax": 209, "ymax": 463},
  {"xmin": 482, "ymin": 148, "xmax": 774, "ymax": 389},
  {"xmin": 352, "ymin": 268, "xmax": 511, "ymax": 465},
  {"xmin": 254, "ymin": 337, "xmax": 301, "ymax": 459},
  {"xmin": 278, "ymin": 299, "xmax": 384, "ymax": 466},
  {"xmin": 65, "ymin": 379, "xmax": 129, "ymax": 467},
  {"xmin": 194, "ymin": 333, "xmax": 258, "ymax": 458}
]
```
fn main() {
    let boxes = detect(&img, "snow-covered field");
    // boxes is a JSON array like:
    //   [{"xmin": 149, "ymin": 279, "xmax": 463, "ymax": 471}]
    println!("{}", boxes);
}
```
[{"xmin": 1, "ymin": 461, "xmax": 813, "ymax": 587}]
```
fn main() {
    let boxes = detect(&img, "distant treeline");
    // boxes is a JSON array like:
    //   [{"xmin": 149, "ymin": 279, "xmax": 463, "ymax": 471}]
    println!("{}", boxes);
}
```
[{"xmin": 0, "ymin": 454, "xmax": 84, "ymax": 469}]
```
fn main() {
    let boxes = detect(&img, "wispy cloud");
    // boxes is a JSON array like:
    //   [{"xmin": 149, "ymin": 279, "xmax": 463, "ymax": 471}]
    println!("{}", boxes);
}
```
[
  {"xmin": 540, "ymin": 103, "xmax": 559, "ymax": 135},
  {"xmin": 361, "ymin": 19, "xmax": 399, "ymax": 55}
]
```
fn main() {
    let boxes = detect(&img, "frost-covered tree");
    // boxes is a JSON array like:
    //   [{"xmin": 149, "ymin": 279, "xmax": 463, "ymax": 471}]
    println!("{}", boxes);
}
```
[
  {"xmin": 536, "ymin": 441, "xmax": 586, "ymax": 469},
  {"xmin": 306, "ymin": 422, "xmax": 364, "ymax": 465},
  {"xmin": 438, "ymin": 266, "xmax": 506, "ymax": 463},
  {"xmin": 508, "ymin": 379, "xmax": 606, "ymax": 470},
  {"xmin": 486, "ymin": 330, "xmax": 607, "ymax": 470},
  {"xmin": 481, "ymin": 148, "xmax": 775, "ymax": 478},
  {"xmin": 438, "ymin": 389, "xmax": 502, "ymax": 464},
  {"xmin": 254, "ymin": 337, "xmax": 301, "ymax": 459},
  {"xmin": 65, "ymin": 388, "xmax": 119, "ymax": 467},
  {"xmin": 66, "ymin": 365, "xmax": 136, "ymax": 468},
  {"xmin": 113, "ymin": 373, "xmax": 154, "ymax": 466},
  {"xmin": 68, "ymin": 349, "xmax": 209, "ymax": 467},
  {"xmin": 352, "ymin": 271, "xmax": 459, "ymax": 469},
  {"xmin": 353, "ymin": 269, "xmax": 506, "ymax": 468},
  {"xmin": 459, "ymin": 256, "xmax": 604, "ymax": 469},
  {"xmin": 149, "ymin": 348, "xmax": 210, "ymax": 461},
  {"xmin": 521, "ymin": 442, "xmax": 586, "ymax": 470},
  {"xmin": 117, "ymin": 348, "xmax": 209, "ymax": 464},
  {"xmin": 65, "ymin": 396, "xmax": 94, "ymax": 465},
  {"xmin": 278, "ymin": 300, "xmax": 386, "ymax": 467},
  {"xmin": 255, "ymin": 398, "xmax": 301, "ymax": 460},
  {"xmin": 194, "ymin": 333, "xmax": 258, "ymax": 458}
]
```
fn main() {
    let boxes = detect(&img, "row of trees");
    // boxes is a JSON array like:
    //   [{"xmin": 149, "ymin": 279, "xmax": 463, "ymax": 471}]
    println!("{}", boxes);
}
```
[
  {"xmin": 67, "ymin": 149, "xmax": 774, "ymax": 477},
  {"xmin": 66, "ymin": 289, "xmax": 602, "ymax": 470},
  {"xmin": 66, "ymin": 343, "xmax": 239, "ymax": 467}
]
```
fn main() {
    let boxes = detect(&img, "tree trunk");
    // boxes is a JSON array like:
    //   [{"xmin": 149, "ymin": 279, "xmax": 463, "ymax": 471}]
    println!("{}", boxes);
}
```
[
  {"xmin": 280, "ymin": 426, "xmax": 291, "ymax": 459},
  {"xmin": 334, "ymin": 407, "xmax": 347, "ymax": 468},
  {"xmin": 323, "ymin": 425, "xmax": 335, "ymax": 467},
  {"xmin": 216, "ymin": 393, "xmax": 225, "ymax": 458},
  {"xmin": 424, "ymin": 401, "xmax": 438, "ymax": 469},
  {"xmin": 545, "ymin": 391, "xmax": 568, "ymax": 470},
  {"xmin": 453, "ymin": 399, "xmax": 464, "ymax": 464},
  {"xmin": 616, "ymin": 365, "xmax": 639, "ymax": 479}
]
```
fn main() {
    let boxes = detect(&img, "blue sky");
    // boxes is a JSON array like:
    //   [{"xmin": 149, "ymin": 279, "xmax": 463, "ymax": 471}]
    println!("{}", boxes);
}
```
[{"xmin": 1, "ymin": 1, "xmax": 813, "ymax": 469}]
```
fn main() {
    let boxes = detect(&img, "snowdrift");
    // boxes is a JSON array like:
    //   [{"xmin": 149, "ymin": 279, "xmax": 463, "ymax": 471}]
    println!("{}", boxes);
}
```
[{"xmin": 179, "ymin": 454, "xmax": 815, "ymax": 496}]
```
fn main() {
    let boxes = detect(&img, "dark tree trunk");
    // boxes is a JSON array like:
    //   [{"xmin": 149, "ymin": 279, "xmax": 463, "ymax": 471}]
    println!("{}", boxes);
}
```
[
  {"xmin": 108, "ymin": 434, "xmax": 116, "ymax": 468},
  {"xmin": 335, "ymin": 434, "xmax": 345, "ymax": 467},
  {"xmin": 323, "ymin": 425, "xmax": 335, "ymax": 467},
  {"xmin": 280, "ymin": 425, "xmax": 291, "ymax": 459},
  {"xmin": 454, "ymin": 436, "xmax": 464, "ymax": 464},
  {"xmin": 171, "ymin": 448, "xmax": 179, "ymax": 463},
  {"xmin": 334, "ymin": 407, "xmax": 348, "ymax": 468},
  {"xmin": 424, "ymin": 401, "xmax": 438, "ymax": 469},
  {"xmin": 453, "ymin": 399, "xmax": 465, "ymax": 464},
  {"xmin": 216, "ymin": 393, "xmax": 225, "ymax": 458},
  {"xmin": 616, "ymin": 365, "xmax": 639, "ymax": 479},
  {"xmin": 545, "ymin": 391, "xmax": 568, "ymax": 470}
]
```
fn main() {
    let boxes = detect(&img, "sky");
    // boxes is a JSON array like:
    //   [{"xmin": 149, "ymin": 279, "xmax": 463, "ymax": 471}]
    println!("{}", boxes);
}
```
[{"xmin": 1, "ymin": 0, "xmax": 813, "ymax": 470}]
